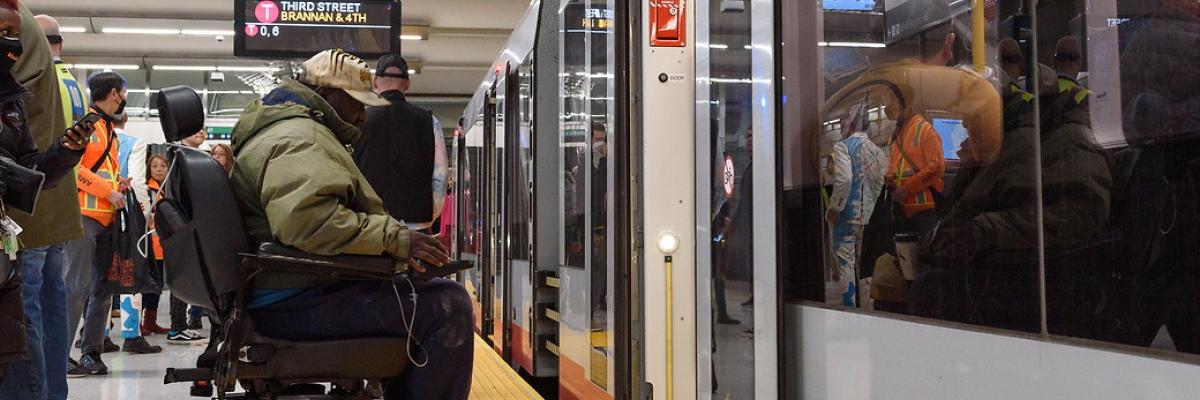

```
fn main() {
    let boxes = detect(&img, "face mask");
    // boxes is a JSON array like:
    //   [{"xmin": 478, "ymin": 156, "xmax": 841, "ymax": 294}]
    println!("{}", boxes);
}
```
[
  {"xmin": 113, "ymin": 93, "xmax": 127, "ymax": 116},
  {"xmin": 870, "ymin": 119, "xmax": 899, "ymax": 147},
  {"xmin": 0, "ymin": 37, "xmax": 23, "ymax": 73}
]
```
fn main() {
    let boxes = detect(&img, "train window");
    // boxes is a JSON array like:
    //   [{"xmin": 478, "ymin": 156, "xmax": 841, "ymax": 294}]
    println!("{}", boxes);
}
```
[
  {"xmin": 559, "ymin": 0, "xmax": 617, "ymax": 392},
  {"xmin": 781, "ymin": 5, "xmax": 1035, "ymax": 332},
  {"xmin": 1039, "ymin": 0, "xmax": 1200, "ymax": 355},
  {"xmin": 701, "ymin": 0, "xmax": 758, "ymax": 397},
  {"xmin": 781, "ymin": 0, "xmax": 1200, "ymax": 357}
]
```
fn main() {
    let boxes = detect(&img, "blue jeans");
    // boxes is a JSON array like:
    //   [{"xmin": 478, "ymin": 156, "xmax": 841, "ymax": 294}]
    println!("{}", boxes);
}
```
[
  {"xmin": 0, "ymin": 245, "xmax": 69, "ymax": 400},
  {"xmin": 249, "ymin": 278, "xmax": 474, "ymax": 400}
]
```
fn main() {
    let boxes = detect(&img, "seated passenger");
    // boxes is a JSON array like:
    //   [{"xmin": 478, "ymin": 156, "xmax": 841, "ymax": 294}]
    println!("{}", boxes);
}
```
[
  {"xmin": 228, "ymin": 49, "xmax": 473, "ymax": 400},
  {"xmin": 910, "ymin": 63, "xmax": 1113, "ymax": 331}
]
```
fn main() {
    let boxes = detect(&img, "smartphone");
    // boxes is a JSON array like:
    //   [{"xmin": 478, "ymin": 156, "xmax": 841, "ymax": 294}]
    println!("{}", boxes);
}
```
[
  {"xmin": 76, "ymin": 112, "xmax": 104, "ymax": 128},
  {"xmin": 407, "ymin": 260, "xmax": 474, "ymax": 281}
]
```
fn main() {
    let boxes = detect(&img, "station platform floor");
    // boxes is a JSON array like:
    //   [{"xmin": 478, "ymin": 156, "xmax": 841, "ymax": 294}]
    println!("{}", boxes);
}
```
[{"xmin": 64, "ymin": 321, "xmax": 541, "ymax": 399}]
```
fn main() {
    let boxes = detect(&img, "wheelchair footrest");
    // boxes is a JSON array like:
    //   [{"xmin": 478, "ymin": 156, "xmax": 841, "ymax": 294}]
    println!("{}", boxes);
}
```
[{"xmin": 164, "ymin": 367, "xmax": 212, "ymax": 384}]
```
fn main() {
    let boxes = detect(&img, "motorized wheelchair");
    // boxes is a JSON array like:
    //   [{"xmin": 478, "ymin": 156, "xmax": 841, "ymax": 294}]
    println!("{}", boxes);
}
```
[
  {"xmin": 153, "ymin": 86, "xmax": 410, "ymax": 399},
  {"xmin": 911, "ymin": 144, "xmax": 1172, "ymax": 341}
]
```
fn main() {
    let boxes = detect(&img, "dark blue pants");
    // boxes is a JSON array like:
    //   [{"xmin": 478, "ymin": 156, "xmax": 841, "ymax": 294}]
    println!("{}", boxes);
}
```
[
  {"xmin": 249, "ymin": 278, "xmax": 474, "ymax": 400},
  {"xmin": 0, "ymin": 245, "xmax": 69, "ymax": 400}
]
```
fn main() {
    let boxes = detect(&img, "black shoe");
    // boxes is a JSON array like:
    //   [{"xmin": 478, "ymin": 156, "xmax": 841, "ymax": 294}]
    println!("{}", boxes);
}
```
[
  {"xmin": 77, "ymin": 353, "xmax": 108, "ymax": 376},
  {"xmin": 123, "ymin": 337, "xmax": 164, "ymax": 354},
  {"xmin": 102, "ymin": 337, "xmax": 120, "ymax": 353},
  {"xmin": 187, "ymin": 319, "xmax": 203, "ymax": 331},
  {"xmin": 741, "ymin": 298, "xmax": 754, "ymax": 309},
  {"xmin": 66, "ymin": 358, "xmax": 87, "ymax": 378},
  {"xmin": 716, "ymin": 315, "xmax": 741, "ymax": 325}
]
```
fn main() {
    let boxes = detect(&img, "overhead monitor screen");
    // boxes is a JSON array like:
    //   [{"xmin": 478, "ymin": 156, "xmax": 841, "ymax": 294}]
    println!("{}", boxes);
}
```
[
  {"xmin": 235, "ymin": 0, "xmax": 400, "ymax": 59},
  {"xmin": 824, "ymin": 0, "xmax": 877, "ymax": 11},
  {"xmin": 932, "ymin": 117, "xmax": 968, "ymax": 160}
]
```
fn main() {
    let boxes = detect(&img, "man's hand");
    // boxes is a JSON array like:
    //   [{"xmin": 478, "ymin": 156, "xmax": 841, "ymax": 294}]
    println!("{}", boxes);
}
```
[
  {"xmin": 61, "ymin": 124, "xmax": 92, "ymax": 151},
  {"xmin": 106, "ymin": 191, "xmax": 127, "ymax": 209},
  {"xmin": 118, "ymin": 177, "xmax": 132, "ymax": 192},
  {"xmin": 405, "ymin": 231, "xmax": 450, "ymax": 273}
]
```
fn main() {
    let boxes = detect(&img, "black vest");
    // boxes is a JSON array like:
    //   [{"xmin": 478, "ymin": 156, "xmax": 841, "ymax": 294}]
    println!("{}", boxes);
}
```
[{"xmin": 354, "ymin": 90, "xmax": 436, "ymax": 223}]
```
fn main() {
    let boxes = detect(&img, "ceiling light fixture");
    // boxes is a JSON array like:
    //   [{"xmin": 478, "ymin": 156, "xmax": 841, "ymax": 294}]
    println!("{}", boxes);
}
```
[
  {"xmin": 708, "ymin": 43, "xmax": 729, "ymax": 49},
  {"xmin": 67, "ymin": 64, "xmax": 140, "ymax": 70},
  {"xmin": 818, "ymin": 41, "xmax": 887, "ymax": 48},
  {"xmin": 216, "ymin": 66, "xmax": 280, "ymax": 72},
  {"xmin": 399, "ymin": 25, "xmax": 429, "ymax": 41},
  {"xmin": 60, "ymin": 26, "xmax": 87, "ymax": 33},
  {"xmin": 710, "ymin": 78, "xmax": 754, "ymax": 84},
  {"xmin": 102, "ymin": 27, "xmax": 181, "ymax": 35},
  {"xmin": 153, "ymin": 65, "xmax": 217, "ymax": 71}
]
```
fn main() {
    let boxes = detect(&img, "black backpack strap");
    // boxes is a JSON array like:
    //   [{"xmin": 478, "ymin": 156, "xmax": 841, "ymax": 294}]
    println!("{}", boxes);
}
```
[{"xmin": 88, "ymin": 120, "xmax": 115, "ymax": 173}]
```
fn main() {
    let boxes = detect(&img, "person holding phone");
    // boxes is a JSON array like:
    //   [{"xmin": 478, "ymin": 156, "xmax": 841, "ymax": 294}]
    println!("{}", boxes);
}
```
[
  {"xmin": 0, "ymin": 1, "xmax": 92, "ymax": 398},
  {"xmin": 63, "ymin": 71, "xmax": 128, "ymax": 378}
]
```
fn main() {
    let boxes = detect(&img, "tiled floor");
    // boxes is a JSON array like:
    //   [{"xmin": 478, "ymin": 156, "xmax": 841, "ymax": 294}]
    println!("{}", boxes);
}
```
[{"xmin": 65, "ymin": 320, "xmax": 540, "ymax": 399}]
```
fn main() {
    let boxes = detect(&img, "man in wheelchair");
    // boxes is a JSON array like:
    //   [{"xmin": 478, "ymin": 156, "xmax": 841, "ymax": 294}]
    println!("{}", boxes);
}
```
[
  {"xmin": 906, "ymin": 63, "xmax": 1117, "ymax": 335},
  {"xmin": 222, "ymin": 49, "xmax": 473, "ymax": 399}
]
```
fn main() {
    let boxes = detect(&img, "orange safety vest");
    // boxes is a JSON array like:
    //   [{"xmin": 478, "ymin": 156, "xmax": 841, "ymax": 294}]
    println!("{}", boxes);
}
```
[
  {"xmin": 76, "ymin": 112, "xmax": 121, "ymax": 227},
  {"xmin": 887, "ymin": 115, "xmax": 945, "ymax": 218},
  {"xmin": 147, "ymin": 179, "xmax": 164, "ymax": 260}
]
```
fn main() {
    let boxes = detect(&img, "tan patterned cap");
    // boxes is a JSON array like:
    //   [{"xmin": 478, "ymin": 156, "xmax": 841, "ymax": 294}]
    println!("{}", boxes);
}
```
[{"xmin": 300, "ymin": 49, "xmax": 389, "ymax": 107}]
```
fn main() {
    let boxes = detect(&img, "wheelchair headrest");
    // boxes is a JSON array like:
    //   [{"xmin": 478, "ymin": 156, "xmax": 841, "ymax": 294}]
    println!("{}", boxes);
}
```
[{"xmin": 156, "ymin": 86, "xmax": 205, "ymax": 142}]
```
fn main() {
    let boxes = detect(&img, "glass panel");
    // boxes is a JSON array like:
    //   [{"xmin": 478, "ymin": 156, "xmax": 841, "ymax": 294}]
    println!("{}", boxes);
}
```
[
  {"xmin": 463, "ymin": 108, "xmax": 484, "ymax": 330},
  {"xmin": 494, "ymin": 86, "xmax": 507, "ymax": 345},
  {"xmin": 559, "ymin": 0, "xmax": 616, "ymax": 393},
  {"xmin": 507, "ymin": 62, "xmax": 535, "ymax": 263},
  {"xmin": 1039, "ymin": 0, "xmax": 1200, "ymax": 355},
  {"xmin": 704, "ymin": 0, "xmax": 756, "ymax": 397},
  {"xmin": 782, "ymin": 3, "xmax": 1028, "ymax": 331}
]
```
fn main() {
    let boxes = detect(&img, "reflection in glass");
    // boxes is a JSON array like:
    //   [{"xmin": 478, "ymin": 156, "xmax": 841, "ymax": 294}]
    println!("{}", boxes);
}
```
[
  {"xmin": 559, "ymin": 0, "xmax": 616, "ymax": 391},
  {"xmin": 783, "ymin": 0, "xmax": 1200, "ymax": 355},
  {"xmin": 705, "ymin": 0, "xmax": 756, "ymax": 398},
  {"xmin": 1038, "ymin": 0, "xmax": 1200, "ymax": 354}
]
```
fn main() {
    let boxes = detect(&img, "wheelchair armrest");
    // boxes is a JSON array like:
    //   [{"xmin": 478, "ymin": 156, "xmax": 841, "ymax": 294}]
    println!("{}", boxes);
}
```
[{"xmin": 240, "ymin": 242, "xmax": 395, "ymax": 281}]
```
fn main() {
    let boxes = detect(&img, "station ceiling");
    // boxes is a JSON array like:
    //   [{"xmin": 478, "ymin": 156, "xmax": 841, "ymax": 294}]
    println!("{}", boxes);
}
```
[{"xmin": 24, "ymin": 0, "xmax": 531, "ymax": 98}]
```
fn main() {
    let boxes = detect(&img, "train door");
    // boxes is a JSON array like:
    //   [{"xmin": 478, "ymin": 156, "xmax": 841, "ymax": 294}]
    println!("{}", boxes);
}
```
[
  {"xmin": 556, "ymin": 1, "xmax": 626, "ymax": 399},
  {"xmin": 503, "ymin": 57, "xmax": 538, "ymax": 371},
  {"xmin": 489, "ymin": 76, "xmax": 509, "ymax": 355},
  {"xmin": 686, "ymin": 1, "xmax": 781, "ymax": 399},
  {"xmin": 462, "ymin": 95, "xmax": 486, "ymax": 334}
]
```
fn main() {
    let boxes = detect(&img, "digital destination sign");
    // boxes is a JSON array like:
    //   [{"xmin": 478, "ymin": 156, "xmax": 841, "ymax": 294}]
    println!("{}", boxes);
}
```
[{"xmin": 235, "ymin": 0, "xmax": 401, "ymax": 59}]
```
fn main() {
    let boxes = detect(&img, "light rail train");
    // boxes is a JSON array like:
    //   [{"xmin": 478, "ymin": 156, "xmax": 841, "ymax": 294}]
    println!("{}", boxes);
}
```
[{"xmin": 450, "ymin": 0, "xmax": 1200, "ymax": 399}]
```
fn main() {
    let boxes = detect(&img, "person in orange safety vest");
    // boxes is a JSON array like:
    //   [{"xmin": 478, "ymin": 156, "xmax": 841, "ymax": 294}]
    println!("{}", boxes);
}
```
[{"xmin": 883, "ymin": 90, "xmax": 946, "ymax": 236}]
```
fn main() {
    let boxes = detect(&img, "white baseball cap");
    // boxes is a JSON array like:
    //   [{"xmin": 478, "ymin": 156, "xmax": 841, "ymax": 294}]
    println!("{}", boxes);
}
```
[{"xmin": 299, "ymin": 49, "xmax": 389, "ymax": 107}]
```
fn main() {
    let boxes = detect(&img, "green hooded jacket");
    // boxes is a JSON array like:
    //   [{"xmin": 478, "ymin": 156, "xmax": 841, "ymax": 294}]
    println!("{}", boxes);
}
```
[
  {"xmin": 944, "ymin": 89, "xmax": 1113, "ymax": 253},
  {"xmin": 10, "ymin": 4, "xmax": 84, "ymax": 248},
  {"xmin": 230, "ymin": 80, "xmax": 410, "ymax": 289}
]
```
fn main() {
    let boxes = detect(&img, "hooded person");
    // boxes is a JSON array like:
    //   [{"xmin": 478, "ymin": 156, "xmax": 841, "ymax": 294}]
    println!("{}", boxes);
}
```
[
  {"xmin": 910, "ymin": 63, "xmax": 1113, "ymax": 332},
  {"xmin": 0, "ymin": 0, "xmax": 91, "ymax": 396},
  {"xmin": 826, "ymin": 96, "xmax": 889, "ymax": 307},
  {"xmin": 229, "ymin": 49, "xmax": 473, "ymax": 400}
]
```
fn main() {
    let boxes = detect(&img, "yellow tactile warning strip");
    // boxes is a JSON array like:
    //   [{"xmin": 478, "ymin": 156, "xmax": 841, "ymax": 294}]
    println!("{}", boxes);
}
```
[{"xmin": 470, "ymin": 335, "xmax": 544, "ymax": 400}]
